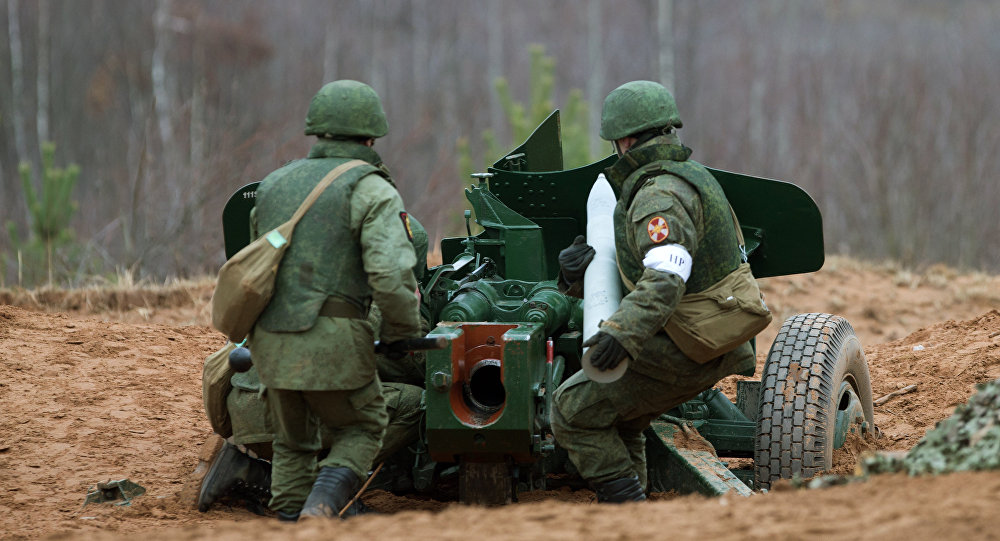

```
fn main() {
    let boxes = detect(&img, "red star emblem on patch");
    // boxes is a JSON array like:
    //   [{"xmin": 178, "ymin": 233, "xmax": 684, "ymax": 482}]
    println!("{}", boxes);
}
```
[{"xmin": 647, "ymin": 216, "xmax": 669, "ymax": 243}]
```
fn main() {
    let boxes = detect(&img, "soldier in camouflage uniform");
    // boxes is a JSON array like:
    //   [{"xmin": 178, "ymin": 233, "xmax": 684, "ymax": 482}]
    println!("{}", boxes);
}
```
[
  {"xmin": 550, "ymin": 81, "xmax": 757, "ymax": 503},
  {"xmin": 197, "ymin": 217, "xmax": 432, "ymax": 516},
  {"xmin": 249, "ymin": 80, "xmax": 422, "ymax": 521}
]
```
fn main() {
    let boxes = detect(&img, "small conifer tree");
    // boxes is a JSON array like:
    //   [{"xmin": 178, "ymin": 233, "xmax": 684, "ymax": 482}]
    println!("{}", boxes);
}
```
[
  {"xmin": 459, "ymin": 44, "xmax": 598, "ymax": 180},
  {"xmin": 15, "ymin": 142, "xmax": 80, "ymax": 286}
]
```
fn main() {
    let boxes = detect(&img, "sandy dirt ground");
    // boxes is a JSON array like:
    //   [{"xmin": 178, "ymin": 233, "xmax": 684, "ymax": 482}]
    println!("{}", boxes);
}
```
[{"xmin": 2, "ymin": 256, "xmax": 1000, "ymax": 540}]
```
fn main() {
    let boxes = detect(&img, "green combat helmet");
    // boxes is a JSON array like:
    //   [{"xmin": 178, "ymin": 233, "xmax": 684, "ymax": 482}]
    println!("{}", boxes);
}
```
[
  {"xmin": 599, "ymin": 80, "xmax": 682, "ymax": 141},
  {"xmin": 304, "ymin": 80, "xmax": 389, "ymax": 139}
]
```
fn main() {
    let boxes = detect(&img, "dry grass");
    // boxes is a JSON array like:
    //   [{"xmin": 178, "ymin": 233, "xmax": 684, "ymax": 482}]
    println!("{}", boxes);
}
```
[
  {"xmin": 2, "ymin": 255, "xmax": 996, "ymax": 326},
  {"xmin": 0, "ymin": 276, "xmax": 216, "ymax": 317}
]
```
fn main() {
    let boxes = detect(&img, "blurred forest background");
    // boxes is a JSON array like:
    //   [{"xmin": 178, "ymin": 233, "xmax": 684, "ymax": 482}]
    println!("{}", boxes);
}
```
[{"xmin": 1, "ymin": 0, "xmax": 998, "ymax": 287}]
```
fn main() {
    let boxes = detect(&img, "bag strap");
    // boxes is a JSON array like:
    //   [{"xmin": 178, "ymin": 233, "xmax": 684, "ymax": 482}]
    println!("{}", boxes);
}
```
[
  {"xmin": 287, "ymin": 159, "xmax": 368, "ymax": 227},
  {"xmin": 616, "ymin": 255, "xmax": 637, "ymax": 293},
  {"xmin": 727, "ymin": 204, "xmax": 748, "ymax": 263}
]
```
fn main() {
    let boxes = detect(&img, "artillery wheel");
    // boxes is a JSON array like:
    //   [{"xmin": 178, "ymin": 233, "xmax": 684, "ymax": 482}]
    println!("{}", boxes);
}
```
[
  {"xmin": 458, "ymin": 461, "xmax": 512, "ymax": 505},
  {"xmin": 754, "ymin": 313, "xmax": 874, "ymax": 490}
]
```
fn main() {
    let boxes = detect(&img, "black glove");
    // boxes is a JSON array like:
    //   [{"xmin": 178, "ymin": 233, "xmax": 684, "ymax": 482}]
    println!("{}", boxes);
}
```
[
  {"xmin": 558, "ymin": 235, "xmax": 596, "ymax": 283},
  {"xmin": 583, "ymin": 332, "xmax": 629, "ymax": 372}
]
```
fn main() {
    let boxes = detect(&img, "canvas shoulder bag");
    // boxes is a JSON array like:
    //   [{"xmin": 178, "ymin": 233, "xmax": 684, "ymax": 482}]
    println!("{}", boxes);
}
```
[
  {"xmin": 202, "ymin": 341, "xmax": 237, "ymax": 438},
  {"xmin": 663, "ymin": 206, "xmax": 772, "ymax": 363},
  {"xmin": 618, "ymin": 205, "xmax": 773, "ymax": 363},
  {"xmin": 210, "ymin": 159, "xmax": 367, "ymax": 342}
]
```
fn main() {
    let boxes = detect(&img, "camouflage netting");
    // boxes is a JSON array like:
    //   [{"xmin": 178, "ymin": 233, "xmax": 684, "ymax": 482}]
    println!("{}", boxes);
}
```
[{"xmin": 864, "ymin": 378, "xmax": 1000, "ymax": 476}]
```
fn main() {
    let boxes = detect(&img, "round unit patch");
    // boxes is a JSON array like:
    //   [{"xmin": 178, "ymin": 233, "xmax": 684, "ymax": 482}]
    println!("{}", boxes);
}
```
[
  {"xmin": 399, "ymin": 211, "xmax": 414, "ymax": 241},
  {"xmin": 647, "ymin": 216, "xmax": 669, "ymax": 243}
]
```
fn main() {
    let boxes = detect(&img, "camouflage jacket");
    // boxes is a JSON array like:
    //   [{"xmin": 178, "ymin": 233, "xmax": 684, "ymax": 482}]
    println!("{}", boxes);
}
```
[
  {"xmin": 600, "ymin": 135, "xmax": 743, "ymax": 372},
  {"xmin": 250, "ymin": 139, "xmax": 421, "ymax": 390}
]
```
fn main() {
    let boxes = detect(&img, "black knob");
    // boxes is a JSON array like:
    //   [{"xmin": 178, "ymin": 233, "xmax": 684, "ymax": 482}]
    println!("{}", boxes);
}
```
[{"xmin": 229, "ymin": 346, "xmax": 253, "ymax": 373}]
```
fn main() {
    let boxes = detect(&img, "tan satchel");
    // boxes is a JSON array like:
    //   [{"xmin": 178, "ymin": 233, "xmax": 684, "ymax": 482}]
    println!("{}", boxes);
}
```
[
  {"xmin": 664, "ymin": 261, "xmax": 772, "ymax": 363},
  {"xmin": 620, "ymin": 206, "xmax": 772, "ymax": 363},
  {"xmin": 202, "ymin": 341, "xmax": 237, "ymax": 438},
  {"xmin": 664, "ymin": 206, "xmax": 771, "ymax": 362},
  {"xmin": 210, "ymin": 160, "xmax": 367, "ymax": 342}
]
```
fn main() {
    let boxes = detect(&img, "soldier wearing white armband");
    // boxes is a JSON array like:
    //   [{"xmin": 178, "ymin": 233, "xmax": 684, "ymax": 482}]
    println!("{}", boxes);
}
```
[{"xmin": 552, "ymin": 81, "xmax": 763, "ymax": 503}]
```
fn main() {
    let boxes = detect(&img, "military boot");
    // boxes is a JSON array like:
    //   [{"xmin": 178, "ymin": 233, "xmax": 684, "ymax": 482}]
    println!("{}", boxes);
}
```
[
  {"xmin": 197, "ymin": 442, "xmax": 272, "ymax": 512},
  {"xmin": 232, "ymin": 458, "xmax": 273, "ymax": 515},
  {"xmin": 298, "ymin": 466, "xmax": 361, "ymax": 520},
  {"xmin": 593, "ymin": 475, "xmax": 646, "ymax": 504}
]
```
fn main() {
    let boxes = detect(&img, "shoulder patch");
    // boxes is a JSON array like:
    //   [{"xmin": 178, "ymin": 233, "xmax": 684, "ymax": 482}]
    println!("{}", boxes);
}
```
[
  {"xmin": 399, "ymin": 211, "xmax": 414, "ymax": 242},
  {"xmin": 647, "ymin": 216, "xmax": 670, "ymax": 243}
]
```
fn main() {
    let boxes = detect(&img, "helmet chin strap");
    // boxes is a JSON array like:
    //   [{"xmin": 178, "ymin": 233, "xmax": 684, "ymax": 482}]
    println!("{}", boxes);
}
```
[{"xmin": 613, "ymin": 140, "xmax": 624, "ymax": 157}]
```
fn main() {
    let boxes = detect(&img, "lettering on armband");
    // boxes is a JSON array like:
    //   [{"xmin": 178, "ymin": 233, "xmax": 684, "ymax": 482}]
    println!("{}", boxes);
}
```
[{"xmin": 642, "ymin": 243, "xmax": 693, "ymax": 282}]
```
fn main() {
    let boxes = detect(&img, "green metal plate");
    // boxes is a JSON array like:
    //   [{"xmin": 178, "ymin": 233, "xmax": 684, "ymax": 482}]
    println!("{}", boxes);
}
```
[
  {"xmin": 486, "ymin": 156, "xmax": 618, "ymax": 279},
  {"xmin": 708, "ymin": 167, "xmax": 824, "ymax": 278},
  {"xmin": 491, "ymin": 110, "xmax": 564, "ymax": 172},
  {"xmin": 475, "ymin": 109, "xmax": 824, "ymax": 280},
  {"xmin": 696, "ymin": 419, "xmax": 757, "ymax": 456},
  {"xmin": 221, "ymin": 182, "xmax": 259, "ymax": 259},
  {"xmin": 645, "ymin": 422, "xmax": 753, "ymax": 497},
  {"xmin": 482, "ymin": 157, "xmax": 824, "ymax": 281}
]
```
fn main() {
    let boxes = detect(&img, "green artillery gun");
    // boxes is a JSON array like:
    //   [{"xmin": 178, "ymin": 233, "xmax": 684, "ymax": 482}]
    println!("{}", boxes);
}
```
[{"xmin": 220, "ymin": 112, "xmax": 875, "ymax": 504}]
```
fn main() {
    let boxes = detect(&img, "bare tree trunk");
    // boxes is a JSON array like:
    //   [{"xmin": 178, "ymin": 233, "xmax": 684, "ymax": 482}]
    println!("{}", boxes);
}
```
[
  {"xmin": 747, "ymin": 6, "xmax": 766, "ymax": 152},
  {"xmin": 323, "ymin": 19, "xmax": 337, "ymax": 83},
  {"xmin": 151, "ymin": 0, "xmax": 174, "ymax": 149},
  {"xmin": 125, "ymin": 111, "xmax": 152, "ymax": 270},
  {"xmin": 189, "ymin": 11, "xmax": 204, "ymax": 176},
  {"xmin": 7, "ymin": 0, "xmax": 29, "ymax": 163},
  {"xmin": 151, "ymin": 0, "xmax": 181, "ymax": 264},
  {"xmin": 46, "ymin": 238, "xmax": 53, "ymax": 286},
  {"xmin": 587, "ymin": 0, "xmax": 605, "ymax": 157},
  {"xmin": 487, "ymin": 0, "xmax": 502, "ymax": 136},
  {"xmin": 410, "ymin": 0, "xmax": 427, "ymax": 97},
  {"xmin": 368, "ymin": 2, "xmax": 384, "ymax": 94},
  {"xmin": 36, "ymin": 0, "xmax": 50, "ymax": 147},
  {"xmin": 657, "ymin": 0, "xmax": 674, "ymax": 93},
  {"xmin": 190, "ymin": 78, "xmax": 205, "ymax": 174}
]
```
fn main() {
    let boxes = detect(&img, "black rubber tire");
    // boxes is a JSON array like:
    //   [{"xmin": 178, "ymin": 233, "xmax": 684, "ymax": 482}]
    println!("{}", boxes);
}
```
[{"xmin": 754, "ymin": 313, "xmax": 874, "ymax": 490}]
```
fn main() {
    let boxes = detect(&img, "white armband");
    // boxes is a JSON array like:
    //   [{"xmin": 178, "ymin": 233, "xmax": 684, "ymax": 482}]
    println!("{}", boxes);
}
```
[{"xmin": 642, "ymin": 244, "xmax": 692, "ymax": 282}]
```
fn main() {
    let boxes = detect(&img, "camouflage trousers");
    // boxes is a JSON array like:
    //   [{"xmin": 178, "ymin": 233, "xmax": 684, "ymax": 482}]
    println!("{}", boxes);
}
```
[
  {"xmin": 266, "ymin": 381, "xmax": 387, "ymax": 514},
  {"xmin": 551, "ymin": 338, "xmax": 753, "ymax": 487},
  {"xmin": 223, "ymin": 368, "xmax": 424, "ymax": 514},
  {"xmin": 226, "ymin": 370, "xmax": 424, "ymax": 466}
]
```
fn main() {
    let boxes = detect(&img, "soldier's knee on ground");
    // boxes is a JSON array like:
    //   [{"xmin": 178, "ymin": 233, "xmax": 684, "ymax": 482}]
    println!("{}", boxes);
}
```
[
  {"xmin": 383, "ymin": 382, "xmax": 423, "ymax": 423},
  {"xmin": 371, "ymin": 383, "xmax": 423, "ymax": 466},
  {"xmin": 226, "ymin": 367, "xmax": 274, "ymax": 451}
]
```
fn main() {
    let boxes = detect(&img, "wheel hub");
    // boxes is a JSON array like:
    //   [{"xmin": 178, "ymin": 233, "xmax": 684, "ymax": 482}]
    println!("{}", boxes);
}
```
[{"xmin": 834, "ymin": 381, "xmax": 868, "ymax": 448}]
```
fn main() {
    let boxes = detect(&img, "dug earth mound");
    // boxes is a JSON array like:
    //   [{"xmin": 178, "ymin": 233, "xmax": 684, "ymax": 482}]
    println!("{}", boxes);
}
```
[{"xmin": 1, "ymin": 257, "xmax": 999, "ymax": 539}]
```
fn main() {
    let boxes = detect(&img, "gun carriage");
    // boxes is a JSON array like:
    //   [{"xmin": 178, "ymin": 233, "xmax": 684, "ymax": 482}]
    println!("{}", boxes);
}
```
[{"xmin": 221, "ymin": 112, "xmax": 875, "ymax": 504}]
